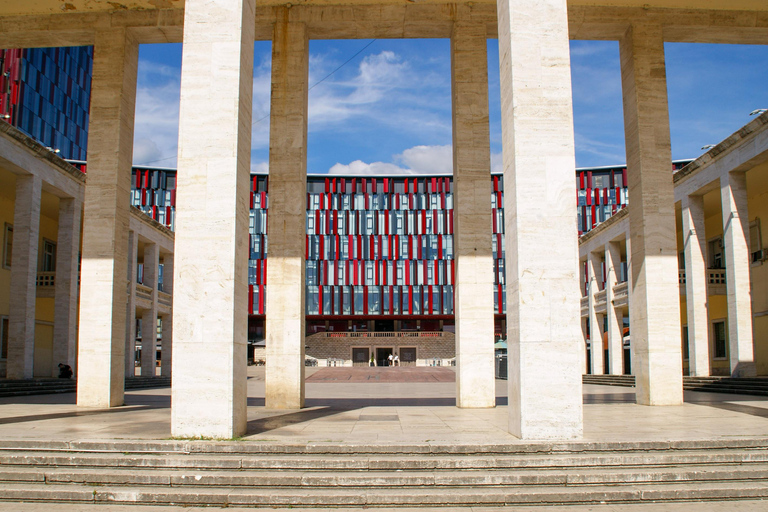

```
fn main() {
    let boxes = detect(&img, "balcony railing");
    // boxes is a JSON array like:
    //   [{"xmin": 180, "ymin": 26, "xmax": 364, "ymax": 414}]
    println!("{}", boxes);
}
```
[
  {"xmin": 36, "ymin": 272, "xmax": 56, "ymax": 287},
  {"xmin": 612, "ymin": 281, "xmax": 628, "ymax": 307},
  {"xmin": 595, "ymin": 289, "xmax": 607, "ymax": 314},
  {"xmin": 158, "ymin": 291, "xmax": 172, "ymax": 308},
  {"xmin": 135, "ymin": 284, "xmax": 153, "ymax": 302},
  {"xmin": 580, "ymin": 296, "xmax": 588, "ymax": 317},
  {"xmin": 317, "ymin": 331, "xmax": 446, "ymax": 338}
]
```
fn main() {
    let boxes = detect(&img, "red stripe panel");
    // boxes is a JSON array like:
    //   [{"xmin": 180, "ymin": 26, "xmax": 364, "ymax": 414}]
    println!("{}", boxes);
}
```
[{"xmin": 248, "ymin": 285, "xmax": 253, "ymax": 314}]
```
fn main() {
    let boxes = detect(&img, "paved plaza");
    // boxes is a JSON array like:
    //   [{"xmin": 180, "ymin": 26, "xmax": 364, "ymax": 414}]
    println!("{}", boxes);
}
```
[{"xmin": 0, "ymin": 367, "xmax": 767, "ymax": 444}]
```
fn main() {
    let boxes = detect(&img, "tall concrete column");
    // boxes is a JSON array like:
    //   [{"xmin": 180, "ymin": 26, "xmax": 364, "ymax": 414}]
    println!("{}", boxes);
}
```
[
  {"xmin": 160, "ymin": 314, "xmax": 173, "ymax": 378},
  {"xmin": 681, "ymin": 194, "xmax": 710, "ymax": 376},
  {"xmin": 160, "ymin": 253, "xmax": 174, "ymax": 377},
  {"xmin": 171, "ymin": 0, "xmax": 254, "ymax": 438},
  {"xmin": 451, "ymin": 17, "xmax": 495, "ymax": 408},
  {"xmin": 77, "ymin": 29, "xmax": 138, "ymax": 407},
  {"xmin": 6, "ymin": 174, "xmax": 42, "ymax": 379},
  {"xmin": 587, "ymin": 251, "xmax": 604, "ymax": 375},
  {"xmin": 619, "ymin": 23, "xmax": 683, "ymax": 405},
  {"xmin": 605, "ymin": 242, "xmax": 624, "ymax": 375},
  {"xmin": 140, "ymin": 243, "xmax": 159, "ymax": 376},
  {"xmin": 720, "ymin": 171, "xmax": 755, "ymax": 376},
  {"xmin": 52, "ymin": 196, "xmax": 82, "ymax": 376},
  {"xmin": 125, "ymin": 230, "xmax": 138, "ymax": 378},
  {"xmin": 497, "ymin": 0, "xmax": 583, "ymax": 439},
  {"xmin": 265, "ymin": 13, "xmax": 308, "ymax": 410}
]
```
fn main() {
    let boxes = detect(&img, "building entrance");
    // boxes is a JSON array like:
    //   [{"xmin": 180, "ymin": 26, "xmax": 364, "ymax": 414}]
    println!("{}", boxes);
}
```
[{"xmin": 376, "ymin": 347, "xmax": 393, "ymax": 367}]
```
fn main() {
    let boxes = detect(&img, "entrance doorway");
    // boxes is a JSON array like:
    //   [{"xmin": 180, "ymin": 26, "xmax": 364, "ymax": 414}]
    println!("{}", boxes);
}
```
[{"xmin": 376, "ymin": 347, "xmax": 393, "ymax": 367}]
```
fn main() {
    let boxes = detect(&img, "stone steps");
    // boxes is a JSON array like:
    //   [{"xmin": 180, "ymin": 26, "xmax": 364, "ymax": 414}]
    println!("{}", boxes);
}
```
[
  {"xmin": 582, "ymin": 374, "xmax": 768, "ymax": 397},
  {"xmin": 3, "ymin": 480, "xmax": 768, "ymax": 507},
  {"xmin": 0, "ymin": 377, "xmax": 170, "ymax": 398},
  {"xmin": 0, "ymin": 439, "xmax": 767, "ymax": 507},
  {"xmin": 582, "ymin": 375, "xmax": 635, "ymax": 387}
]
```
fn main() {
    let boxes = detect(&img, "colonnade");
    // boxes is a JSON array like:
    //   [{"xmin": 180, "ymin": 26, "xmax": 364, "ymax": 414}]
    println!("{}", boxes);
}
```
[
  {"xmin": 0, "ymin": 125, "xmax": 85, "ymax": 379},
  {"xmin": 0, "ymin": 0, "xmax": 760, "ymax": 439}
]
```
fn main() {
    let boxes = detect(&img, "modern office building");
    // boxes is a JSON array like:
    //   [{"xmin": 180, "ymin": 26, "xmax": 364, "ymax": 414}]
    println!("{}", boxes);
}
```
[{"xmin": 0, "ymin": 47, "xmax": 93, "ymax": 161}]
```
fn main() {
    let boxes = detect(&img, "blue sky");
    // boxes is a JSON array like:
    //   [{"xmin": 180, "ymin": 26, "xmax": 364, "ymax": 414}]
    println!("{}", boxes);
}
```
[{"xmin": 132, "ymin": 39, "xmax": 768, "ymax": 173}]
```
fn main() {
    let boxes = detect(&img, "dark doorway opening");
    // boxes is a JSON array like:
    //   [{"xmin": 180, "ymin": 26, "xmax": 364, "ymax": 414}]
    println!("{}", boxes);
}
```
[{"xmin": 376, "ymin": 347, "xmax": 393, "ymax": 367}]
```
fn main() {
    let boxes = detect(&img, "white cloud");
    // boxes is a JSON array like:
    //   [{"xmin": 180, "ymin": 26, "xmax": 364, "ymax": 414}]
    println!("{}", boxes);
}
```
[
  {"xmin": 251, "ymin": 161, "xmax": 269, "ymax": 174},
  {"xmin": 133, "ymin": 63, "xmax": 181, "ymax": 167},
  {"xmin": 491, "ymin": 152, "xmax": 503, "ymax": 174},
  {"xmin": 327, "ymin": 144, "xmax": 455, "ymax": 175}
]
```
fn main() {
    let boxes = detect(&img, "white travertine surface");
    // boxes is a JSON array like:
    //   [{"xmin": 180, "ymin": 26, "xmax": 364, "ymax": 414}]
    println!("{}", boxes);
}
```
[
  {"xmin": 620, "ymin": 23, "xmax": 683, "ymax": 405},
  {"xmin": 140, "ymin": 243, "xmax": 159, "ymax": 374},
  {"xmin": 498, "ymin": 0, "xmax": 583, "ymax": 439},
  {"xmin": 77, "ymin": 29, "xmax": 137, "ymax": 408},
  {"xmin": 125, "ymin": 230, "xmax": 138, "ymax": 378},
  {"xmin": 160, "ymin": 254, "xmax": 174, "ymax": 378},
  {"xmin": 451, "ymin": 16, "xmax": 495, "ymax": 409},
  {"xmin": 588, "ymin": 251, "xmax": 605, "ymax": 376},
  {"xmin": 6, "ymin": 174, "xmax": 41, "ymax": 379},
  {"xmin": 720, "ymin": 171, "xmax": 755, "ymax": 377},
  {"xmin": 171, "ymin": 0, "xmax": 254, "ymax": 437},
  {"xmin": 53, "ymin": 196, "xmax": 81, "ymax": 376},
  {"xmin": 605, "ymin": 242, "xmax": 624, "ymax": 375},
  {"xmin": 265, "ymin": 13, "xmax": 308, "ymax": 410},
  {"xmin": 681, "ymin": 194, "xmax": 711, "ymax": 377}
]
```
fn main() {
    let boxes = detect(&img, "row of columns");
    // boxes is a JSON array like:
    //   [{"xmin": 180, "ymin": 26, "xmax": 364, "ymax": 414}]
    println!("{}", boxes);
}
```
[
  {"xmin": 125, "ymin": 232, "xmax": 173, "ymax": 378},
  {"xmin": 586, "ymin": 240, "xmax": 628, "ymax": 376},
  {"xmin": 70, "ymin": 0, "xmax": 692, "ymax": 438},
  {"xmin": 6, "ymin": 177, "xmax": 81, "ymax": 379},
  {"xmin": 682, "ymin": 172, "xmax": 755, "ymax": 377}
]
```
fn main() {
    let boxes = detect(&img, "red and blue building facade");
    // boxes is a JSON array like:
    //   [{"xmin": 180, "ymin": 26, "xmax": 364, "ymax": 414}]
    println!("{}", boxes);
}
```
[{"xmin": 0, "ymin": 46, "xmax": 93, "ymax": 161}]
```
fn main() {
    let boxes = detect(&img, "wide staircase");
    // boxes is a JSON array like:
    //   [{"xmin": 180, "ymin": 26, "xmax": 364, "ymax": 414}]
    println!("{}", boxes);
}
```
[
  {"xmin": 1, "ymin": 439, "xmax": 768, "ymax": 507},
  {"xmin": 583, "ymin": 374, "xmax": 768, "ymax": 397},
  {"xmin": 0, "ymin": 376, "xmax": 171, "ymax": 398}
]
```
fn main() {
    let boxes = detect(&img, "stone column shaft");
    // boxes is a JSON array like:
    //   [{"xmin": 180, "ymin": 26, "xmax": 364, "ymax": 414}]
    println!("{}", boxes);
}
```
[
  {"xmin": 53, "ymin": 196, "xmax": 81, "ymax": 376},
  {"xmin": 265, "ymin": 13, "xmax": 308, "ymax": 410},
  {"xmin": 497, "ymin": 0, "xmax": 583, "ymax": 439},
  {"xmin": 620, "ymin": 23, "xmax": 683, "ymax": 405},
  {"xmin": 161, "ymin": 254, "xmax": 174, "ymax": 377},
  {"xmin": 720, "ymin": 171, "xmax": 755, "ymax": 376},
  {"xmin": 77, "ymin": 29, "xmax": 138, "ymax": 407},
  {"xmin": 681, "ymin": 194, "xmax": 710, "ymax": 376},
  {"xmin": 125, "ymin": 230, "xmax": 138, "ymax": 378},
  {"xmin": 451, "ymin": 18, "xmax": 495, "ymax": 408},
  {"xmin": 140, "ymin": 243, "xmax": 159, "ymax": 375},
  {"xmin": 6, "ymin": 174, "xmax": 42, "ymax": 379},
  {"xmin": 171, "ymin": 0, "xmax": 254, "ymax": 438},
  {"xmin": 605, "ymin": 242, "xmax": 624, "ymax": 375},
  {"xmin": 587, "ymin": 251, "xmax": 604, "ymax": 375}
]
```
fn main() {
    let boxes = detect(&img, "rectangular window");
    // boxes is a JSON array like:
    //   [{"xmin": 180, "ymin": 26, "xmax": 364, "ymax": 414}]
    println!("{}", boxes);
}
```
[
  {"xmin": 682, "ymin": 325, "xmax": 689, "ymax": 361},
  {"xmin": 0, "ymin": 316, "xmax": 7, "ymax": 359},
  {"xmin": 3, "ymin": 224, "xmax": 12, "ymax": 269},
  {"xmin": 708, "ymin": 238, "xmax": 724, "ymax": 269},
  {"xmin": 713, "ymin": 320, "xmax": 727, "ymax": 359},
  {"xmin": 41, "ymin": 239, "xmax": 56, "ymax": 272},
  {"xmin": 750, "ymin": 218, "xmax": 763, "ymax": 264}
]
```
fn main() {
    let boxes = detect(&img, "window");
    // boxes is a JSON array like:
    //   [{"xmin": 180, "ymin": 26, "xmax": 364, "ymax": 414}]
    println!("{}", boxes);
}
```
[
  {"xmin": 750, "ymin": 218, "xmax": 763, "ymax": 264},
  {"xmin": 41, "ymin": 240, "xmax": 56, "ymax": 272},
  {"xmin": 3, "ymin": 224, "xmax": 12, "ymax": 269},
  {"xmin": 708, "ymin": 238, "xmax": 724, "ymax": 269},
  {"xmin": 713, "ymin": 320, "xmax": 727, "ymax": 359},
  {"xmin": 0, "ymin": 316, "xmax": 7, "ymax": 359},
  {"xmin": 682, "ymin": 325, "xmax": 689, "ymax": 361}
]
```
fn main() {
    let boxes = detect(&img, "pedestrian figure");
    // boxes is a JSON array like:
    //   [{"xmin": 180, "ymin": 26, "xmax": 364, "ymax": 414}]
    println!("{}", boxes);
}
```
[
  {"xmin": 393, "ymin": 354, "xmax": 400, "ymax": 367},
  {"xmin": 58, "ymin": 363, "xmax": 73, "ymax": 379},
  {"xmin": 387, "ymin": 353, "xmax": 394, "ymax": 366}
]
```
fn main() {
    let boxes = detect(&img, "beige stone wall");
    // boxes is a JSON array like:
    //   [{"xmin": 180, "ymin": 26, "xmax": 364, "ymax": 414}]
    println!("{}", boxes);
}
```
[{"xmin": 304, "ymin": 333, "xmax": 456, "ymax": 366}]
